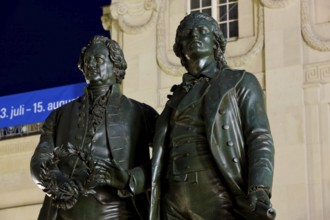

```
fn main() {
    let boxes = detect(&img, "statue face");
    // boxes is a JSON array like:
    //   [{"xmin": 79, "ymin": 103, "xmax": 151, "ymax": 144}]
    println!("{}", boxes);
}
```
[
  {"xmin": 82, "ymin": 43, "xmax": 115, "ymax": 86},
  {"xmin": 180, "ymin": 20, "xmax": 215, "ymax": 61}
]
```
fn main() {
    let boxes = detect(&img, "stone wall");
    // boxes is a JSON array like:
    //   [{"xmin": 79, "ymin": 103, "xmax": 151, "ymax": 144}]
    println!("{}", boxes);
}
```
[{"xmin": 0, "ymin": 136, "xmax": 43, "ymax": 219}]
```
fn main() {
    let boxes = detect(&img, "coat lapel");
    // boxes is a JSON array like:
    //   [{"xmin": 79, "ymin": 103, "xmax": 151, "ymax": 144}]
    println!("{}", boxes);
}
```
[
  {"xmin": 153, "ymin": 85, "xmax": 186, "ymax": 149},
  {"xmin": 152, "ymin": 84, "xmax": 186, "ymax": 166},
  {"xmin": 204, "ymin": 68, "xmax": 245, "ymax": 143},
  {"xmin": 105, "ymin": 84, "xmax": 128, "ymax": 166},
  {"xmin": 166, "ymin": 85, "xmax": 187, "ymax": 110},
  {"xmin": 174, "ymin": 80, "xmax": 210, "ymax": 116}
]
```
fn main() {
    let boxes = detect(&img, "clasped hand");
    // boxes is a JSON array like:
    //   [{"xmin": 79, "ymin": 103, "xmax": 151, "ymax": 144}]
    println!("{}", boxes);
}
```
[
  {"xmin": 94, "ymin": 159, "xmax": 130, "ymax": 189},
  {"xmin": 248, "ymin": 188, "xmax": 271, "ymax": 211}
]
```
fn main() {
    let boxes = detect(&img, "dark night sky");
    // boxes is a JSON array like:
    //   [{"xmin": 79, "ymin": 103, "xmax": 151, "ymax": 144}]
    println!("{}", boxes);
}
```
[{"xmin": 0, "ymin": 0, "xmax": 110, "ymax": 96}]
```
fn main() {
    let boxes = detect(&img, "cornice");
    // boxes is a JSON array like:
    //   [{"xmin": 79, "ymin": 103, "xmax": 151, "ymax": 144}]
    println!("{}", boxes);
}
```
[
  {"xmin": 104, "ymin": 0, "xmax": 158, "ymax": 34},
  {"xmin": 301, "ymin": 0, "xmax": 330, "ymax": 51},
  {"xmin": 101, "ymin": 6, "xmax": 112, "ymax": 31},
  {"xmin": 260, "ymin": 0, "xmax": 296, "ymax": 9},
  {"xmin": 304, "ymin": 61, "xmax": 330, "ymax": 84}
]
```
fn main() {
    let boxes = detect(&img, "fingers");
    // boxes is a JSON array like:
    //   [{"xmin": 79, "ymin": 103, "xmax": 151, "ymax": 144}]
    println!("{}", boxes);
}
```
[
  {"xmin": 95, "ymin": 161, "xmax": 112, "ymax": 174},
  {"xmin": 94, "ymin": 160, "xmax": 119, "ymax": 177},
  {"xmin": 94, "ymin": 167, "xmax": 111, "ymax": 181},
  {"xmin": 249, "ymin": 189, "xmax": 271, "ymax": 212},
  {"xmin": 95, "ymin": 159, "xmax": 113, "ymax": 168},
  {"xmin": 94, "ymin": 173, "xmax": 112, "ymax": 185},
  {"xmin": 89, "ymin": 160, "xmax": 113, "ymax": 187},
  {"xmin": 92, "ymin": 159, "xmax": 127, "ymax": 188},
  {"xmin": 249, "ymin": 192, "xmax": 258, "ymax": 211},
  {"xmin": 255, "ymin": 189, "xmax": 270, "ymax": 205}
]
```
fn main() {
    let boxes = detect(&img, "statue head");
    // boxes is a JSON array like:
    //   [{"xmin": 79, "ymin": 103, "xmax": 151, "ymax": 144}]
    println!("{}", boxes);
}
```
[
  {"xmin": 173, "ymin": 12, "xmax": 227, "ymax": 68},
  {"xmin": 78, "ymin": 35, "xmax": 127, "ymax": 85}
]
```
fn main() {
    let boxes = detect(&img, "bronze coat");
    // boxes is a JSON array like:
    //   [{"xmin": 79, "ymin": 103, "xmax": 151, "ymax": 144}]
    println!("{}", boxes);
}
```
[
  {"xmin": 150, "ymin": 68, "xmax": 274, "ymax": 219},
  {"xmin": 31, "ymin": 85, "xmax": 158, "ymax": 220}
]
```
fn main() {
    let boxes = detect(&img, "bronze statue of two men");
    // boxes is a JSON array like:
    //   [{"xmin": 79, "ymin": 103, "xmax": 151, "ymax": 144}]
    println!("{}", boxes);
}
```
[{"xmin": 31, "ymin": 12, "xmax": 275, "ymax": 220}]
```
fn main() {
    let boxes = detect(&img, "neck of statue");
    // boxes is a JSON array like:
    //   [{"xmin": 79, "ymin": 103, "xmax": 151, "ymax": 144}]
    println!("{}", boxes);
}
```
[
  {"xmin": 87, "ymin": 83, "xmax": 112, "ymax": 99},
  {"xmin": 185, "ymin": 56, "xmax": 218, "ymax": 77}
]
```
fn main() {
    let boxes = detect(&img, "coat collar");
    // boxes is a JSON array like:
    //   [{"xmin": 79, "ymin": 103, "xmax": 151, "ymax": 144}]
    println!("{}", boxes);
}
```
[
  {"xmin": 174, "ymin": 78, "xmax": 210, "ymax": 116},
  {"xmin": 166, "ymin": 85, "xmax": 186, "ymax": 110},
  {"xmin": 106, "ymin": 83, "xmax": 123, "ymax": 112}
]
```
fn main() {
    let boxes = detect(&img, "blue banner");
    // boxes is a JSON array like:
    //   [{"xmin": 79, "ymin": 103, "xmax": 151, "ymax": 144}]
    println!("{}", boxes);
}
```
[{"xmin": 0, "ymin": 83, "xmax": 86, "ymax": 128}]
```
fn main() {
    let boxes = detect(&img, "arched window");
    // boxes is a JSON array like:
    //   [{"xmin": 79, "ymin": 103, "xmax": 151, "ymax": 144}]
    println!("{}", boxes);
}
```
[{"xmin": 187, "ymin": 0, "xmax": 239, "ymax": 40}]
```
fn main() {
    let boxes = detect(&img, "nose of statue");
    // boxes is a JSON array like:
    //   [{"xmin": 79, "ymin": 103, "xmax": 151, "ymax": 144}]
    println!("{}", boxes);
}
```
[
  {"xmin": 191, "ymin": 29, "xmax": 199, "ymax": 38},
  {"xmin": 87, "ymin": 57, "xmax": 96, "ymax": 67}
]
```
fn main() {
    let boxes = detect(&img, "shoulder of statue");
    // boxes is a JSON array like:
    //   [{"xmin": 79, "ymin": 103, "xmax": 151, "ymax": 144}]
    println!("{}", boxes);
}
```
[
  {"xmin": 221, "ymin": 67, "xmax": 246, "ymax": 77},
  {"xmin": 235, "ymin": 70, "xmax": 261, "ymax": 89},
  {"xmin": 167, "ymin": 84, "xmax": 181, "ymax": 100},
  {"xmin": 170, "ymin": 84, "xmax": 180, "ymax": 92}
]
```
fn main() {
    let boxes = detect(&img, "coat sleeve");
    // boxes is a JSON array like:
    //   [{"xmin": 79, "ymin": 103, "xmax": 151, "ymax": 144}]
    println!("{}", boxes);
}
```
[
  {"xmin": 122, "ymin": 103, "xmax": 159, "ymax": 196},
  {"xmin": 236, "ymin": 72, "xmax": 274, "ymax": 196},
  {"xmin": 30, "ymin": 110, "xmax": 58, "ymax": 188},
  {"xmin": 149, "ymin": 106, "xmax": 172, "ymax": 220},
  {"xmin": 140, "ymin": 103, "xmax": 159, "ymax": 146}
]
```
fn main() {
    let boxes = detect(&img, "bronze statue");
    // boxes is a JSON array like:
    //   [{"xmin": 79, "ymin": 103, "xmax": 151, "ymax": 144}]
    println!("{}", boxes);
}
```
[
  {"xmin": 150, "ymin": 12, "xmax": 275, "ymax": 220},
  {"xmin": 30, "ymin": 35, "xmax": 158, "ymax": 220}
]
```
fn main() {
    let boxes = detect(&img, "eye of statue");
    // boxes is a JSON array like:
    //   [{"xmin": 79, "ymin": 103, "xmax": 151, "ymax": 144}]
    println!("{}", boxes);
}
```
[
  {"xmin": 95, "ymin": 56, "xmax": 105, "ymax": 64},
  {"xmin": 198, "ymin": 26, "xmax": 209, "ymax": 35},
  {"xmin": 181, "ymin": 29, "xmax": 191, "ymax": 38},
  {"xmin": 84, "ymin": 57, "xmax": 90, "ymax": 65}
]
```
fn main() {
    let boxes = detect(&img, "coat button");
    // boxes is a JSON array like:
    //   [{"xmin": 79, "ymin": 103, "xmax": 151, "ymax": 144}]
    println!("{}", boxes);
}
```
[
  {"xmin": 232, "ymin": 157, "xmax": 239, "ymax": 163},
  {"xmin": 219, "ymin": 109, "xmax": 226, "ymax": 115},
  {"xmin": 223, "ymin": 125, "xmax": 229, "ymax": 130},
  {"xmin": 227, "ymin": 141, "xmax": 233, "ymax": 147}
]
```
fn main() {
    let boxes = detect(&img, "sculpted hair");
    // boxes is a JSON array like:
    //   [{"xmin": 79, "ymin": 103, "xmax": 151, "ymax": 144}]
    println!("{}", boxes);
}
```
[
  {"xmin": 173, "ymin": 12, "xmax": 227, "ymax": 68},
  {"xmin": 78, "ymin": 35, "xmax": 127, "ymax": 84}
]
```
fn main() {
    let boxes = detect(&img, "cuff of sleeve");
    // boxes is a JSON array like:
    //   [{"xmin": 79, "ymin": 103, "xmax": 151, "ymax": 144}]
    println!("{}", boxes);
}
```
[
  {"xmin": 248, "ymin": 185, "xmax": 271, "ymax": 198},
  {"xmin": 118, "ymin": 165, "xmax": 149, "ymax": 197}
]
